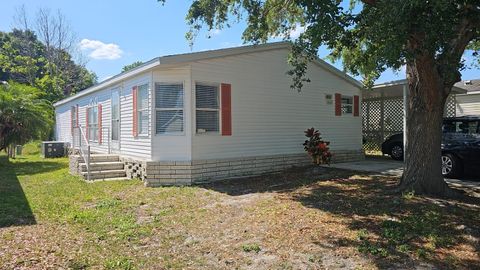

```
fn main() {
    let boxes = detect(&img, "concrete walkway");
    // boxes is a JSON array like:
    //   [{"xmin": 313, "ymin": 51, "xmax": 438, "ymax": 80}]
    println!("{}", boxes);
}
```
[
  {"xmin": 325, "ymin": 156, "xmax": 480, "ymax": 193},
  {"xmin": 327, "ymin": 157, "xmax": 404, "ymax": 176}
]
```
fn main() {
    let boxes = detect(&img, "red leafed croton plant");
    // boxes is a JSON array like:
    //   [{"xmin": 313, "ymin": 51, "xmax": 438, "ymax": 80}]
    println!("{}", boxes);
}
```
[{"xmin": 303, "ymin": 127, "xmax": 332, "ymax": 165}]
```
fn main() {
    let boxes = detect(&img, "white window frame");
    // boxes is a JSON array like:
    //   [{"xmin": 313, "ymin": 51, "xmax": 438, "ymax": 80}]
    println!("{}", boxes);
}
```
[
  {"xmin": 154, "ymin": 82, "xmax": 185, "ymax": 135},
  {"xmin": 136, "ymin": 83, "xmax": 149, "ymax": 136},
  {"xmin": 71, "ymin": 106, "xmax": 77, "ymax": 129},
  {"xmin": 341, "ymin": 95, "xmax": 353, "ymax": 115},
  {"xmin": 111, "ymin": 89, "xmax": 121, "ymax": 141},
  {"xmin": 195, "ymin": 82, "xmax": 221, "ymax": 135},
  {"xmin": 87, "ymin": 105, "xmax": 99, "ymax": 142}
]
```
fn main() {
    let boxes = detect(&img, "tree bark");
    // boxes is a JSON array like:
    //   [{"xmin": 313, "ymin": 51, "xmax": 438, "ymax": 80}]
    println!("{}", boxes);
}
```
[{"xmin": 398, "ymin": 54, "xmax": 458, "ymax": 197}]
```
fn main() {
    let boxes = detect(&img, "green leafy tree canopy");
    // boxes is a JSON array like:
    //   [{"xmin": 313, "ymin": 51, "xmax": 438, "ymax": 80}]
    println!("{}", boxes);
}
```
[{"xmin": 122, "ymin": 61, "xmax": 144, "ymax": 73}]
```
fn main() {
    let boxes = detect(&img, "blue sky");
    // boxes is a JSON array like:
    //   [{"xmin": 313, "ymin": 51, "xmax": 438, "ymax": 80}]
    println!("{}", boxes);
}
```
[{"xmin": 0, "ymin": 0, "xmax": 478, "ymax": 83}]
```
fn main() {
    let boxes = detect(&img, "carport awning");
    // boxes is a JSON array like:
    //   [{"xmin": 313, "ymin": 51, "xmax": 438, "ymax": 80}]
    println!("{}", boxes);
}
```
[
  {"xmin": 362, "ymin": 79, "xmax": 462, "ymax": 154},
  {"xmin": 363, "ymin": 79, "xmax": 467, "ymax": 99}
]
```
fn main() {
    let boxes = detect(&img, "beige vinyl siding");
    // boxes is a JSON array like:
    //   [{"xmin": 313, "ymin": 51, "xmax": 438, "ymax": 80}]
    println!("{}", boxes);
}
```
[
  {"xmin": 54, "ymin": 89, "xmax": 111, "ymax": 152},
  {"xmin": 151, "ymin": 66, "xmax": 192, "ymax": 161},
  {"xmin": 55, "ymin": 104, "xmax": 72, "ymax": 143},
  {"xmin": 190, "ymin": 48, "xmax": 362, "ymax": 160},
  {"xmin": 456, "ymin": 93, "xmax": 480, "ymax": 116},
  {"xmin": 55, "ymin": 46, "xmax": 362, "ymax": 163},
  {"xmin": 54, "ymin": 73, "xmax": 152, "ymax": 160}
]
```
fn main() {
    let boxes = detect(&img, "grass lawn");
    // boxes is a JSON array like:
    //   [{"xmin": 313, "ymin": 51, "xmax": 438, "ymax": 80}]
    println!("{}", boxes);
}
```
[{"xmin": 0, "ymin": 153, "xmax": 479, "ymax": 269}]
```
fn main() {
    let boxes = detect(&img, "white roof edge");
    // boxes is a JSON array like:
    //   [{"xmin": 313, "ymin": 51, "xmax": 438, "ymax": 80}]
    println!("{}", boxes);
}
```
[
  {"xmin": 456, "ymin": 90, "xmax": 480, "ymax": 95},
  {"xmin": 165, "ymin": 42, "xmax": 363, "ymax": 89},
  {"xmin": 53, "ymin": 59, "xmax": 161, "ymax": 107},
  {"xmin": 158, "ymin": 42, "xmax": 291, "ymax": 65},
  {"xmin": 54, "ymin": 41, "xmax": 363, "ymax": 106},
  {"xmin": 312, "ymin": 58, "xmax": 363, "ymax": 89},
  {"xmin": 372, "ymin": 79, "xmax": 408, "ymax": 89},
  {"xmin": 373, "ymin": 79, "xmax": 467, "ymax": 94}
]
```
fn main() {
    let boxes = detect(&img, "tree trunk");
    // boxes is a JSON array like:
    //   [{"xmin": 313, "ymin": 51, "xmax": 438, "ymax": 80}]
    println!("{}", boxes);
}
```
[{"xmin": 398, "ymin": 56, "xmax": 457, "ymax": 197}]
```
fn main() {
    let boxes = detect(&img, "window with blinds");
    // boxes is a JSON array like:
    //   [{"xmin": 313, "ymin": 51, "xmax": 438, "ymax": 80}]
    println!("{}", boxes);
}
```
[
  {"xmin": 341, "ymin": 96, "xmax": 353, "ymax": 114},
  {"xmin": 196, "ymin": 83, "xmax": 219, "ymax": 134},
  {"xmin": 87, "ymin": 106, "xmax": 98, "ymax": 142},
  {"xmin": 137, "ymin": 84, "xmax": 149, "ymax": 135},
  {"xmin": 155, "ymin": 83, "xmax": 184, "ymax": 134}
]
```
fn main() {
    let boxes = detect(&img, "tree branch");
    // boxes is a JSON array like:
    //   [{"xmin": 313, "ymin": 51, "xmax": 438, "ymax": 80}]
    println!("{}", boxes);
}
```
[
  {"xmin": 361, "ymin": 0, "xmax": 376, "ymax": 6},
  {"xmin": 438, "ymin": 5, "xmax": 480, "ymax": 87}
]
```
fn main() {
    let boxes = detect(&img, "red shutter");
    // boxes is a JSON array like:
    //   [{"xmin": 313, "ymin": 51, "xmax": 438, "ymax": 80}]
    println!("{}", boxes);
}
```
[
  {"xmin": 98, "ymin": 104, "xmax": 103, "ymax": 144},
  {"xmin": 335, "ymin": 93, "xmax": 342, "ymax": 116},
  {"xmin": 76, "ymin": 105, "xmax": 79, "ymax": 127},
  {"xmin": 86, "ymin": 107, "xmax": 89, "ymax": 141},
  {"xmin": 221, "ymin": 83, "xmax": 232, "ymax": 136},
  {"xmin": 353, "ymin": 95, "xmax": 360, "ymax": 117},
  {"xmin": 132, "ymin": 86, "xmax": 138, "ymax": 137}
]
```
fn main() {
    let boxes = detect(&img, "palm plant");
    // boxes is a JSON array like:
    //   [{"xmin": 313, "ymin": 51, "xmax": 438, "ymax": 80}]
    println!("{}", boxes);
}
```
[{"xmin": 0, "ymin": 82, "xmax": 53, "ymax": 157}]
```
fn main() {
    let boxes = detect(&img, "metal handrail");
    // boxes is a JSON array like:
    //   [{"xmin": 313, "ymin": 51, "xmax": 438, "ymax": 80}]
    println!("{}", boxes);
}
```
[
  {"xmin": 72, "ymin": 125, "xmax": 111, "ymax": 181},
  {"xmin": 73, "ymin": 125, "xmax": 91, "ymax": 181}
]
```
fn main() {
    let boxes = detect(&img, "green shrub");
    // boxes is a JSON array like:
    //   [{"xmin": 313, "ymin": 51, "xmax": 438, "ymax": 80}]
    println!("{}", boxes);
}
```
[{"xmin": 22, "ymin": 141, "xmax": 41, "ymax": 155}]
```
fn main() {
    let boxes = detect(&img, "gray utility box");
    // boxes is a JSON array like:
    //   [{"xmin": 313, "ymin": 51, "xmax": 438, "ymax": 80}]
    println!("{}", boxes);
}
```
[{"xmin": 41, "ymin": 141, "xmax": 67, "ymax": 158}]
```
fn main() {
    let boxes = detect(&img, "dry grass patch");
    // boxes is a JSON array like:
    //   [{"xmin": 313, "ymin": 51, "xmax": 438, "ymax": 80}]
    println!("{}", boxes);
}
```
[{"xmin": 1, "ymin": 155, "xmax": 479, "ymax": 269}]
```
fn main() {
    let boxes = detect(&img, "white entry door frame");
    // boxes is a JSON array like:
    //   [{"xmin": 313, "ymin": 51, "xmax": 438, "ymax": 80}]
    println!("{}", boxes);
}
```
[{"xmin": 111, "ymin": 88, "xmax": 121, "ymax": 152}]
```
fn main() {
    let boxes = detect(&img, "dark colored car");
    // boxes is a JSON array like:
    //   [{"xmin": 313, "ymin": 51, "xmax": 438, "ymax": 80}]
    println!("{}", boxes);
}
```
[
  {"xmin": 381, "ymin": 116, "xmax": 480, "ymax": 178},
  {"xmin": 381, "ymin": 133, "xmax": 404, "ymax": 161}
]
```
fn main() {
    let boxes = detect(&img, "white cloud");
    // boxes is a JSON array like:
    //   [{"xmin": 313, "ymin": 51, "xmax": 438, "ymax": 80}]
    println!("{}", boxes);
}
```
[
  {"xmin": 208, "ymin": 29, "xmax": 222, "ymax": 36},
  {"xmin": 272, "ymin": 24, "xmax": 306, "ymax": 40},
  {"xmin": 288, "ymin": 26, "xmax": 306, "ymax": 39},
  {"xmin": 79, "ymin": 39, "xmax": 123, "ymax": 60}
]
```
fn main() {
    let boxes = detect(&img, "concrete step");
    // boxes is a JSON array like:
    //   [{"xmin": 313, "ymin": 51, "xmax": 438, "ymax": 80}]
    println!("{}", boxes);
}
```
[
  {"xmin": 86, "ymin": 177, "xmax": 131, "ymax": 182},
  {"xmin": 81, "ymin": 169, "xmax": 126, "ymax": 180},
  {"xmin": 77, "ymin": 154, "xmax": 120, "ymax": 163},
  {"xmin": 79, "ymin": 161, "xmax": 124, "ymax": 172}
]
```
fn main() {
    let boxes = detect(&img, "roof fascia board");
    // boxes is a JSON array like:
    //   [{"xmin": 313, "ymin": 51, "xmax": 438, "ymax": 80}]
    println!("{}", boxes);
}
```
[
  {"xmin": 160, "ymin": 42, "xmax": 363, "ymax": 89},
  {"xmin": 158, "ymin": 42, "xmax": 291, "ymax": 65},
  {"xmin": 311, "ymin": 58, "xmax": 364, "ymax": 89},
  {"xmin": 457, "ymin": 90, "xmax": 480, "ymax": 95},
  {"xmin": 373, "ymin": 79, "xmax": 466, "ymax": 94},
  {"xmin": 53, "ymin": 59, "xmax": 160, "ymax": 107}
]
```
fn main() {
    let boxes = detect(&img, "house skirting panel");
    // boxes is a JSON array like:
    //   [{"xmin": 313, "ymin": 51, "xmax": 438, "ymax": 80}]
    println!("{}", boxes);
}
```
[
  {"xmin": 139, "ymin": 150, "xmax": 364, "ymax": 187},
  {"xmin": 69, "ymin": 155, "xmax": 82, "ymax": 175},
  {"xmin": 68, "ymin": 150, "xmax": 364, "ymax": 186}
]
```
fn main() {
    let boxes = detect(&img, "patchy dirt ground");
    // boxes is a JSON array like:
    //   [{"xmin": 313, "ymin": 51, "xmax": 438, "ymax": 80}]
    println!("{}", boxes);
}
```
[{"xmin": 1, "ymin": 156, "xmax": 479, "ymax": 269}]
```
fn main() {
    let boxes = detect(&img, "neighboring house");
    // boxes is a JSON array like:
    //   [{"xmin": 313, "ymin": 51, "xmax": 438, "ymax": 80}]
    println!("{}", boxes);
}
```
[
  {"xmin": 455, "ymin": 79, "xmax": 480, "ymax": 116},
  {"xmin": 54, "ymin": 42, "xmax": 364, "ymax": 186},
  {"xmin": 362, "ymin": 80, "xmax": 466, "ymax": 151}
]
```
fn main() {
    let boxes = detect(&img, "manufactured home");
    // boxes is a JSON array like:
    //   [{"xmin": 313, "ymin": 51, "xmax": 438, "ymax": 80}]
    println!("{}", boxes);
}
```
[
  {"xmin": 455, "ymin": 79, "xmax": 480, "ymax": 116},
  {"xmin": 54, "ymin": 42, "xmax": 364, "ymax": 186}
]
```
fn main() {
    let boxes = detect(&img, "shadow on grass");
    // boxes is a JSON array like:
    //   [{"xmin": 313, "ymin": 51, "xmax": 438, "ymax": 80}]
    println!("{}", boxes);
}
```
[
  {"xmin": 12, "ymin": 157, "xmax": 66, "ymax": 176},
  {"xmin": 0, "ymin": 156, "xmax": 37, "ymax": 227},
  {"xmin": 199, "ymin": 166, "xmax": 352, "ymax": 196},
  {"xmin": 200, "ymin": 166, "xmax": 480, "ymax": 269},
  {"xmin": 291, "ymin": 176, "xmax": 480, "ymax": 269}
]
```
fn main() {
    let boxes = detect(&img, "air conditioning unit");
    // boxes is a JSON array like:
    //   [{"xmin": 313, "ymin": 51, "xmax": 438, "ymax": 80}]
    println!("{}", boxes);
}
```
[{"xmin": 41, "ymin": 141, "xmax": 67, "ymax": 158}]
